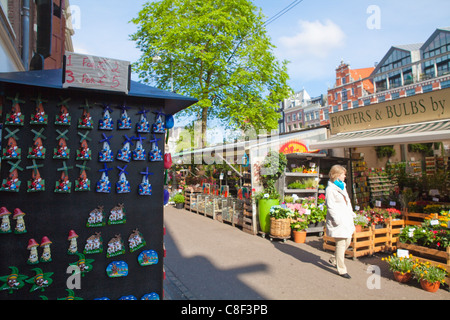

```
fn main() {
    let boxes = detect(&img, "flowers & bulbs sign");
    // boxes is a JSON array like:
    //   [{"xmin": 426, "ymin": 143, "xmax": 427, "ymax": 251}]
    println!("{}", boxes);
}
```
[{"xmin": 63, "ymin": 52, "xmax": 130, "ymax": 93}]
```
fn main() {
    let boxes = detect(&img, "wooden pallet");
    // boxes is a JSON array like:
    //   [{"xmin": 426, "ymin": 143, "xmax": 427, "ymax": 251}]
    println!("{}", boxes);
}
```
[
  {"xmin": 323, "ymin": 228, "xmax": 373, "ymax": 260},
  {"xmin": 387, "ymin": 218, "xmax": 405, "ymax": 251},
  {"xmin": 372, "ymin": 225, "xmax": 390, "ymax": 253},
  {"xmin": 403, "ymin": 211, "xmax": 437, "ymax": 226}
]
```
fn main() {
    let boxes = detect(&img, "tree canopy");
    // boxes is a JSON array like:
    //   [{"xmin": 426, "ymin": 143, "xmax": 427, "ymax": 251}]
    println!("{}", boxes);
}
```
[{"xmin": 130, "ymin": 0, "xmax": 292, "ymax": 144}]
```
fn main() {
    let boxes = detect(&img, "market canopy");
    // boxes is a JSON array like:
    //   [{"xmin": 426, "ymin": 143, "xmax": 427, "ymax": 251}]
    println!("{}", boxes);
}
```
[
  {"xmin": 309, "ymin": 119, "xmax": 450, "ymax": 149},
  {"xmin": 0, "ymin": 69, "xmax": 198, "ymax": 115}
]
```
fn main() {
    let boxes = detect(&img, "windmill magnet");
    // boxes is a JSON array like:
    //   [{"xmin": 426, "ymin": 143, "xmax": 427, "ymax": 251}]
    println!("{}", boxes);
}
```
[
  {"xmin": 0, "ymin": 160, "xmax": 23, "ymax": 192},
  {"xmin": 55, "ymin": 97, "xmax": 71, "ymax": 126},
  {"xmin": 55, "ymin": 161, "xmax": 73, "ymax": 193},
  {"xmin": 117, "ymin": 104, "xmax": 132, "ymax": 129},
  {"xmin": 13, "ymin": 208, "xmax": 26, "ymax": 234},
  {"xmin": 53, "ymin": 129, "xmax": 70, "ymax": 159},
  {"xmin": 77, "ymin": 131, "xmax": 92, "ymax": 160},
  {"xmin": 2, "ymin": 127, "xmax": 21, "ymax": 160},
  {"xmin": 151, "ymin": 109, "xmax": 165, "ymax": 133},
  {"xmin": 30, "ymin": 93, "xmax": 48, "ymax": 125},
  {"xmin": 136, "ymin": 107, "xmax": 150, "ymax": 133},
  {"xmin": 98, "ymin": 103, "xmax": 114, "ymax": 130},
  {"xmin": 26, "ymin": 160, "xmax": 45, "ymax": 192},
  {"xmin": 0, "ymin": 207, "xmax": 12, "ymax": 234},
  {"xmin": 149, "ymin": 134, "xmax": 163, "ymax": 161},
  {"xmin": 5, "ymin": 93, "xmax": 25, "ymax": 126},
  {"xmin": 75, "ymin": 161, "xmax": 91, "ymax": 191},
  {"xmin": 96, "ymin": 163, "xmax": 112, "ymax": 193},
  {"xmin": 117, "ymin": 135, "xmax": 134, "ymax": 162},
  {"xmin": 138, "ymin": 250, "xmax": 158, "ymax": 266},
  {"xmin": 28, "ymin": 128, "xmax": 46, "ymax": 159},
  {"xmin": 99, "ymin": 133, "xmax": 114, "ymax": 162},
  {"xmin": 116, "ymin": 165, "xmax": 131, "ymax": 193},
  {"xmin": 78, "ymin": 99, "xmax": 93, "ymax": 129},
  {"xmin": 106, "ymin": 261, "xmax": 128, "ymax": 278},
  {"xmin": 139, "ymin": 167, "xmax": 153, "ymax": 196},
  {"xmin": 132, "ymin": 134, "xmax": 147, "ymax": 160}
]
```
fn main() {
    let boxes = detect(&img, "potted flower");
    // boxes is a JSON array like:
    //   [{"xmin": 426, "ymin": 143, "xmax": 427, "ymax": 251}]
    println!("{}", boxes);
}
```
[
  {"xmin": 173, "ymin": 193, "xmax": 185, "ymax": 209},
  {"xmin": 269, "ymin": 205, "xmax": 294, "ymax": 238},
  {"xmin": 382, "ymin": 253, "xmax": 415, "ymax": 283},
  {"xmin": 291, "ymin": 214, "xmax": 309, "ymax": 243},
  {"xmin": 354, "ymin": 213, "xmax": 369, "ymax": 232},
  {"xmin": 413, "ymin": 261, "xmax": 447, "ymax": 292}
]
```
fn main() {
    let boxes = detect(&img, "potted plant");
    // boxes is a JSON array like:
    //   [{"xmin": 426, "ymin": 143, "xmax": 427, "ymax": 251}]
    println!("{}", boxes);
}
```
[
  {"xmin": 173, "ymin": 193, "xmax": 185, "ymax": 209},
  {"xmin": 354, "ymin": 213, "xmax": 369, "ymax": 232},
  {"xmin": 269, "ymin": 205, "xmax": 295, "ymax": 238},
  {"xmin": 413, "ymin": 261, "xmax": 447, "ymax": 292},
  {"xmin": 291, "ymin": 213, "xmax": 309, "ymax": 243},
  {"xmin": 382, "ymin": 253, "xmax": 415, "ymax": 283}
]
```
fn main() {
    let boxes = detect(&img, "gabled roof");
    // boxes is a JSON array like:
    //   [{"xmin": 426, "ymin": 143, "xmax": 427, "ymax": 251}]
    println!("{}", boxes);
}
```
[
  {"xmin": 371, "ymin": 43, "xmax": 423, "ymax": 76},
  {"xmin": 0, "ymin": 69, "xmax": 198, "ymax": 114},
  {"xmin": 420, "ymin": 27, "xmax": 450, "ymax": 52}
]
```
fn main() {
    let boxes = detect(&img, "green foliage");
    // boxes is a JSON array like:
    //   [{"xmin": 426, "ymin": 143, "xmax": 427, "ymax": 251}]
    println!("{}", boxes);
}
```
[
  {"xmin": 173, "ymin": 193, "xmax": 185, "ymax": 204},
  {"xmin": 130, "ymin": 0, "xmax": 292, "ymax": 134}
]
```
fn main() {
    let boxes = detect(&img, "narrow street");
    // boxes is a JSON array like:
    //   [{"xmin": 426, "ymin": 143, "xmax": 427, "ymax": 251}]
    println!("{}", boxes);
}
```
[{"xmin": 163, "ymin": 205, "xmax": 449, "ymax": 300}]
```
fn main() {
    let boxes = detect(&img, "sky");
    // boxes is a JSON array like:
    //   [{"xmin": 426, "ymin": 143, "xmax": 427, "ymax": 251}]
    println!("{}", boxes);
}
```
[{"xmin": 69, "ymin": 0, "xmax": 450, "ymax": 99}]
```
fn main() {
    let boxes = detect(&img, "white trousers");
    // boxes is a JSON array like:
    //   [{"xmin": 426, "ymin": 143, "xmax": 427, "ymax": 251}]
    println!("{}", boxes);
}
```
[{"xmin": 331, "ymin": 237, "xmax": 351, "ymax": 275}]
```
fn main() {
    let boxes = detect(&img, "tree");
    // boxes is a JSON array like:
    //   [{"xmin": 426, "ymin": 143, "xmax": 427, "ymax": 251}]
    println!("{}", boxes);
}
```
[{"xmin": 130, "ymin": 0, "xmax": 292, "ymax": 145}]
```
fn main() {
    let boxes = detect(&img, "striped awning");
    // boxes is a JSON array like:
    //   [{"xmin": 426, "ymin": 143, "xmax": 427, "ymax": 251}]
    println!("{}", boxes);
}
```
[{"xmin": 309, "ymin": 120, "xmax": 450, "ymax": 149}]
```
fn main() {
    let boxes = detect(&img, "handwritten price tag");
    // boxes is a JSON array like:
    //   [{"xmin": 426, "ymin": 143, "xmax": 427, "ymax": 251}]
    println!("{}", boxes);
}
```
[{"xmin": 63, "ymin": 52, "xmax": 130, "ymax": 93}]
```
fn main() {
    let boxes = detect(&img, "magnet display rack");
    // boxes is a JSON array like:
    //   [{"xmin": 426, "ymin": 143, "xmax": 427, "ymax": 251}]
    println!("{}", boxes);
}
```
[{"xmin": 0, "ymin": 83, "xmax": 168, "ymax": 300}]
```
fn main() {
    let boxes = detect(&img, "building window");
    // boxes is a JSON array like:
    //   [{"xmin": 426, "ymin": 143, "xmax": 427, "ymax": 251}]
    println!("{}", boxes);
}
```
[
  {"xmin": 363, "ymin": 99, "xmax": 370, "ymax": 106},
  {"xmin": 287, "ymin": 115, "xmax": 291, "ymax": 122},
  {"xmin": 441, "ymin": 79, "xmax": 450, "ymax": 89},
  {"xmin": 391, "ymin": 92, "xmax": 400, "ymax": 99},
  {"xmin": 406, "ymin": 88, "xmax": 415, "ymax": 96},
  {"xmin": 341, "ymin": 89, "xmax": 348, "ymax": 101},
  {"xmin": 342, "ymin": 102, "xmax": 348, "ymax": 110},
  {"xmin": 292, "ymin": 114, "xmax": 296, "ymax": 121},
  {"xmin": 422, "ymin": 84, "xmax": 433, "ymax": 92},
  {"xmin": 378, "ymin": 95, "xmax": 386, "ymax": 102},
  {"xmin": 352, "ymin": 100, "xmax": 359, "ymax": 108}
]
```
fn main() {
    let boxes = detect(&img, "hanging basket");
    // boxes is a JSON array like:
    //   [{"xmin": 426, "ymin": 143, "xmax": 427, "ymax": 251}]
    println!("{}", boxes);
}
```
[{"xmin": 270, "ymin": 218, "xmax": 291, "ymax": 238}]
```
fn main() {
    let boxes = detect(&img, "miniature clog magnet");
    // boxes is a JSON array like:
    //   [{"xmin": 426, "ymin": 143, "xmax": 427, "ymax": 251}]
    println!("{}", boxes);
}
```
[
  {"xmin": 84, "ymin": 232, "xmax": 103, "ymax": 255},
  {"xmin": 67, "ymin": 230, "xmax": 79, "ymax": 255},
  {"xmin": 13, "ymin": 208, "xmax": 26, "ymax": 234},
  {"xmin": 78, "ymin": 99, "xmax": 94, "ymax": 129},
  {"xmin": 69, "ymin": 253, "xmax": 94, "ymax": 277},
  {"xmin": 0, "ymin": 266, "xmax": 28, "ymax": 294},
  {"xmin": 0, "ymin": 207, "xmax": 12, "ymax": 234},
  {"xmin": 26, "ymin": 268, "xmax": 54, "ymax": 292},
  {"xmin": 55, "ymin": 97, "xmax": 71, "ymax": 126},
  {"xmin": 86, "ymin": 206, "xmax": 106, "ymax": 227},
  {"xmin": 27, "ymin": 239, "xmax": 39, "ymax": 265},
  {"xmin": 128, "ymin": 229, "xmax": 146, "ymax": 253},
  {"xmin": 108, "ymin": 204, "xmax": 126, "ymax": 225},
  {"xmin": 30, "ymin": 94, "xmax": 48, "ymax": 125},
  {"xmin": 106, "ymin": 234, "xmax": 125, "ymax": 258},
  {"xmin": 5, "ymin": 93, "xmax": 25, "ymax": 126},
  {"xmin": 2, "ymin": 128, "xmax": 21, "ymax": 160},
  {"xmin": 40, "ymin": 236, "xmax": 52, "ymax": 263},
  {"xmin": 117, "ymin": 104, "xmax": 132, "ymax": 129},
  {"xmin": 165, "ymin": 114, "xmax": 174, "ymax": 129},
  {"xmin": 106, "ymin": 261, "xmax": 128, "ymax": 278},
  {"xmin": 98, "ymin": 103, "xmax": 114, "ymax": 130},
  {"xmin": 117, "ymin": 135, "xmax": 134, "ymax": 162},
  {"xmin": 138, "ymin": 250, "xmax": 158, "ymax": 266},
  {"xmin": 116, "ymin": 165, "xmax": 131, "ymax": 193},
  {"xmin": 141, "ymin": 292, "xmax": 160, "ymax": 300},
  {"xmin": 96, "ymin": 164, "xmax": 112, "ymax": 193}
]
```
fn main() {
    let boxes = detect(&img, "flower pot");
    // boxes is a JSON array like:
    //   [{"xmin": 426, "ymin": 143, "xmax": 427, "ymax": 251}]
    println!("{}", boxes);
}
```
[
  {"xmin": 393, "ymin": 271, "xmax": 412, "ymax": 283},
  {"xmin": 270, "ymin": 217, "xmax": 291, "ymax": 238},
  {"xmin": 420, "ymin": 279, "xmax": 440, "ymax": 292},
  {"xmin": 292, "ymin": 230, "xmax": 307, "ymax": 243},
  {"xmin": 258, "ymin": 199, "xmax": 279, "ymax": 233},
  {"xmin": 175, "ymin": 202, "xmax": 184, "ymax": 209}
]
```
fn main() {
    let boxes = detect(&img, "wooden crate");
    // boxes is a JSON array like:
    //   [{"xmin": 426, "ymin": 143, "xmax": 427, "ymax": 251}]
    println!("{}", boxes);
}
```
[
  {"xmin": 372, "ymin": 225, "xmax": 390, "ymax": 253},
  {"xmin": 387, "ymin": 218, "xmax": 405, "ymax": 251},
  {"xmin": 403, "ymin": 211, "xmax": 437, "ymax": 226},
  {"xmin": 323, "ymin": 228, "xmax": 373, "ymax": 260}
]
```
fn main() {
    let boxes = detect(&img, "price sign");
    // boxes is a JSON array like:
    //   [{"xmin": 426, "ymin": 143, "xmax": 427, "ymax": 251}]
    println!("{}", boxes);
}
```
[{"xmin": 63, "ymin": 52, "xmax": 130, "ymax": 93}]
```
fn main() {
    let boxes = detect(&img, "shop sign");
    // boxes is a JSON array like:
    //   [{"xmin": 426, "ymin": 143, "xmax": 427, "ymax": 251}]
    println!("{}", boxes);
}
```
[
  {"xmin": 279, "ymin": 140, "xmax": 315, "ymax": 154},
  {"xmin": 63, "ymin": 52, "xmax": 130, "ymax": 93},
  {"xmin": 329, "ymin": 87, "xmax": 450, "ymax": 134}
]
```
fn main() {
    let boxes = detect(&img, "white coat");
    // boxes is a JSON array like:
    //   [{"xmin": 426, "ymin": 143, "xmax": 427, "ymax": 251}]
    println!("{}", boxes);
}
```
[{"xmin": 325, "ymin": 180, "xmax": 356, "ymax": 238}]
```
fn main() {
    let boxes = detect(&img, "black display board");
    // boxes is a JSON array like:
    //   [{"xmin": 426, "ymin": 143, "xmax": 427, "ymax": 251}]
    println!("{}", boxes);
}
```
[{"xmin": 0, "ymin": 83, "xmax": 166, "ymax": 300}]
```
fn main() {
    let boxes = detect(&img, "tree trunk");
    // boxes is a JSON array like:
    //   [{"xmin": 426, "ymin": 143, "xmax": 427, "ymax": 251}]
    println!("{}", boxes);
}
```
[{"xmin": 201, "ymin": 106, "xmax": 208, "ymax": 148}]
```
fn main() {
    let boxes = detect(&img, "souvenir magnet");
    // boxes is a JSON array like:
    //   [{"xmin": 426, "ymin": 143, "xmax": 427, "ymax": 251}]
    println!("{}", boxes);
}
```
[
  {"xmin": 106, "ymin": 234, "xmax": 126, "ymax": 258},
  {"xmin": 30, "ymin": 94, "xmax": 48, "ymax": 125},
  {"xmin": 128, "ymin": 229, "xmax": 146, "ymax": 253},
  {"xmin": 13, "ymin": 208, "xmax": 26, "ymax": 234},
  {"xmin": 84, "ymin": 232, "xmax": 103, "ymax": 254},
  {"xmin": 132, "ymin": 134, "xmax": 147, "ymax": 160},
  {"xmin": 0, "ymin": 266, "xmax": 28, "ymax": 294},
  {"xmin": 55, "ymin": 97, "xmax": 71, "ymax": 126},
  {"xmin": 55, "ymin": 161, "xmax": 73, "ymax": 193},
  {"xmin": 98, "ymin": 103, "xmax": 114, "ymax": 130},
  {"xmin": 138, "ymin": 250, "xmax": 158, "ymax": 266},
  {"xmin": 116, "ymin": 165, "xmax": 131, "ymax": 193},
  {"xmin": 40, "ymin": 236, "xmax": 52, "ymax": 263},
  {"xmin": 136, "ymin": 107, "xmax": 150, "ymax": 133},
  {"xmin": 57, "ymin": 289, "xmax": 83, "ymax": 300},
  {"xmin": 141, "ymin": 292, "xmax": 160, "ymax": 300},
  {"xmin": 86, "ymin": 206, "xmax": 106, "ymax": 227},
  {"xmin": 149, "ymin": 134, "xmax": 163, "ymax": 161},
  {"xmin": 77, "ymin": 131, "xmax": 92, "ymax": 160},
  {"xmin": 28, "ymin": 128, "xmax": 46, "ymax": 159},
  {"xmin": 106, "ymin": 261, "xmax": 128, "ymax": 278},
  {"xmin": 117, "ymin": 104, "xmax": 132, "ymax": 129},
  {"xmin": 139, "ymin": 167, "xmax": 153, "ymax": 196},
  {"xmin": 27, "ymin": 239, "xmax": 39, "ymax": 265},
  {"xmin": 119, "ymin": 295, "xmax": 137, "ymax": 300},
  {"xmin": 67, "ymin": 230, "xmax": 79, "ymax": 255},
  {"xmin": 164, "ymin": 153, "xmax": 172, "ymax": 169},
  {"xmin": 108, "ymin": 203, "xmax": 126, "ymax": 225},
  {"xmin": 75, "ymin": 161, "xmax": 91, "ymax": 192},
  {"xmin": 99, "ymin": 133, "xmax": 114, "ymax": 162},
  {"xmin": 1, "ymin": 160, "xmax": 23, "ymax": 192},
  {"xmin": 78, "ymin": 99, "xmax": 93, "ymax": 129},
  {"xmin": 26, "ymin": 268, "xmax": 53, "ymax": 292},
  {"xmin": 69, "ymin": 253, "xmax": 94, "ymax": 277},
  {"xmin": 96, "ymin": 163, "xmax": 112, "ymax": 193},
  {"xmin": 5, "ymin": 93, "xmax": 25, "ymax": 126},
  {"xmin": 165, "ymin": 113, "xmax": 174, "ymax": 129},
  {"xmin": 151, "ymin": 110, "xmax": 165, "ymax": 133},
  {"xmin": 54, "ymin": 129, "xmax": 70, "ymax": 159},
  {"xmin": 117, "ymin": 135, "xmax": 134, "ymax": 162},
  {"xmin": 0, "ymin": 207, "xmax": 12, "ymax": 234},
  {"xmin": 2, "ymin": 128, "xmax": 21, "ymax": 160},
  {"xmin": 26, "ymin": 160, "xmax": 45, "ymax": 192}
]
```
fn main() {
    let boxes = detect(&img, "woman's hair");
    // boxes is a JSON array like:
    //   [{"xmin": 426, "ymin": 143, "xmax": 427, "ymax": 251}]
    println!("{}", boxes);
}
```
[{"xmin": 329, "ymin": 164, "xmax": 347, "ymax": 181}]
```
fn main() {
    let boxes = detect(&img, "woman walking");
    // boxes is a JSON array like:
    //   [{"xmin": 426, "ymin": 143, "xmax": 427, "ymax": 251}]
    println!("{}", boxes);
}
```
[{"xmin": 325, "ymin": 165, "xmax": 355, "ymax": 279}]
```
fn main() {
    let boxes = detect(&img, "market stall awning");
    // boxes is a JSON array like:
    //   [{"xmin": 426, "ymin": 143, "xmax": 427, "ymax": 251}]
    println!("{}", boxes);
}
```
[{"xmin": 309, "ymin": 119, "xmax": 450, "ymax": 149}]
